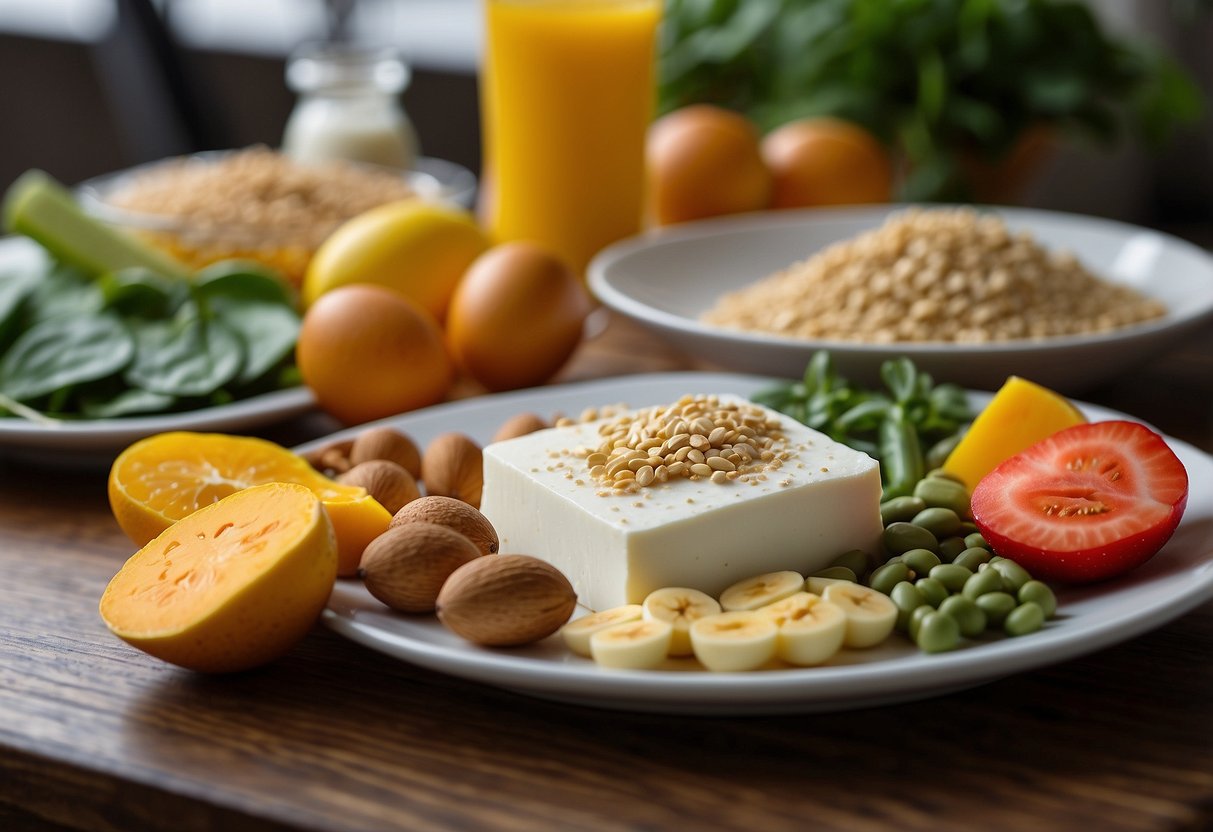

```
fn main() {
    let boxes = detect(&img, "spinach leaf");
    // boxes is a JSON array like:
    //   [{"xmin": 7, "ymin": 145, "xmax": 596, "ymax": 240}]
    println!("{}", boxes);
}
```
[
  {"xmin": 80, "ymin": 387, "xmax": 177, "ymax": 419},
  {"xmin": 24, "ymin": 263, "xmax": 103, "ymax": 324},
  {"xmin": 193, "ymin": 262, "xmax": 300, "ymax": 385},
  {"xmin": 0, "ymin": 270, "xmax": 37, "ymax": 349},
  {"xmin": 0, "ymin": 313, "xmax": 134, "ymax": 401},
  {"xmin": 125, "ymin": 312, "xmax": 244, "ymax": 397},
  {"xmin": 100, "ymin": 267, "xmax": 187, "ymax": 318}
]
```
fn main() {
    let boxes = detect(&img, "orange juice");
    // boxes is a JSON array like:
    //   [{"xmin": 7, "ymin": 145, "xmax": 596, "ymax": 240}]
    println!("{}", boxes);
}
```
[{"xmin": 481, "ymin": 0, "xmax": 661, "ymax": 276}]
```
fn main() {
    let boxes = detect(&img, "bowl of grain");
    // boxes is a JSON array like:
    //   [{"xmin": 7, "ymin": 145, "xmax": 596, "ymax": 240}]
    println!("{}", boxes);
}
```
[
  {"xmin": 588, "ymin": 205, "xmax": 1213, "ymax": 393},
  {"xmin": 78, "ymin": 147, "xmax": 476, "ymax": 287}
]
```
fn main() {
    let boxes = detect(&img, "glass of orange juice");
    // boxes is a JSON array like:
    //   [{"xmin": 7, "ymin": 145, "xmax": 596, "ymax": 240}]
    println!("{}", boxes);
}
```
[{"xmin": 480, "ymin": 0, "xmax": 661, "ymax": 277}]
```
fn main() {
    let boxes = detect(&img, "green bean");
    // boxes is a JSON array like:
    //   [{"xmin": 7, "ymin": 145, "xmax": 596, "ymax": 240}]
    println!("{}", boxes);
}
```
[
  {"xmin": 925, "ymin": 467, "xmax": 965, "ymax": 484},
  {"xmin": 882, "ymin": 522, "xmax": 939, "ymax": 555},
  {"xmin": 1018, "ymin": 581, "xmax": 1057, "ymax": 618},
  {"xmin": 952, "ymin": 547, "xmax": 993, "ymax": 571},
  {"xmin": 911, "ymin": 506, "xmax": 962, "ymax": 538},
  {"xmin": 916, "ymin": 611, "xmax": 961, "ymax": 653},
  {"xmin": 974, "ymin": 592, "xmax": 1016, "ymax": 627},
  {"xmin": 880, "ymin": 496, "xmax": 927, "ymax": 525},
  {"xmin": 964, "ymin": 532, "xmax": 990, "ymax": 551},
  {"xmin": 962, "ymin": 568, "xmax": 1005, "ymax": 600},
  {"xmin": 891, "ymin": 582, "xmax": 927, "ymax": 630},
  {"xmin": 937, "ymin": 536, "xmax": 967, "ymax": 562},
  {"xmin": 830, "ymin": 549, "xmax": 871, "ymax": 579},
  {"xmin": 913, "ymin": 477, "xmax": 972, "ymax": 519},
  {"xmin": 869, "ymin": 562, "xmax": 912, "ymax": 595},
  {"xmin": 813, "ymin": 565, "xmax": 858, "ymax": 583},
  {"xmin": 991, "ymin": 559, "xmax": 1032, "ymax": 593},
  {"xmin": 939, "ymin": 595, "xmax": 987, "ymax": 638},
  {"xmin": 908, "ymin": 604, "xmax": 934, "ymax": 640},
  {"xmin": 959, "ymin": 522, "xmax": 981, "ymax": 536},
  {"xmin": 1004, "ymin": 602, "xmax": 1045, "ymax": 636},
  {"xmin": 915, "ymin": 577, "xmax": 949, "ymax": 608},
  {"xmin": 929, "ymin": 563, "xmax": 972, "ymax": 593},
  {"xmin": 925, "ymin": 435, "xmax": 963, "ymax": 470},
  {"xmin": 902, "ymin": 548, "xmax": 942, "ymax": 577},
  {"xmin": 879, "ymin": 412, "xmax": 925, "ymax": 501}
]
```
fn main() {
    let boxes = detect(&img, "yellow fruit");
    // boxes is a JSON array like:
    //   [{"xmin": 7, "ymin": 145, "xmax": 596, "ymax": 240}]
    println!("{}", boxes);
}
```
[
  {"xmin": 99, "ymin": 482, "xmax": 338, "ymax": 673},
  {"xmin": 943, "ymin": 376, "xmax": 1087, "ymax": 490},
  {"xmin": 647, "ymin": 104, "xmax": 772, "ymax": 225},
  {"xmin": 446, "ymin": 242, "xmax": 591, "ymax": 391},
  {"xmin": 761, "ymin": 117, "xmax": 893, "ymax": 209},
  {"xmin": 296, "ymin": 284, "xmax": 454, "ymax": 425},
  {"xmin": 108, "ymin": 431, "xmax": 389, "ymax": 574},
  {"xmin": 302, "ymin": 199, "xmax": 490, "ymax": 320}
]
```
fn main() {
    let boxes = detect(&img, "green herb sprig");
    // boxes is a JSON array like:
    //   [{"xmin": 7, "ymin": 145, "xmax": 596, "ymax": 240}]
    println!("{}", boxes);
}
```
[{"xmin": 751, "ymin": 352, "xmax": 972, "ymax": 498}]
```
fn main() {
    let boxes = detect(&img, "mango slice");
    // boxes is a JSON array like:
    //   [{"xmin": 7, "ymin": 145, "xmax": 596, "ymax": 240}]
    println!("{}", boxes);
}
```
[
  {"xmin": 99, "ymin": 482, "xmax": 337, "ymax": 673},
  {"xmin": 943, "ymin": 376, "xmax": 1087, "ymax": 490}
]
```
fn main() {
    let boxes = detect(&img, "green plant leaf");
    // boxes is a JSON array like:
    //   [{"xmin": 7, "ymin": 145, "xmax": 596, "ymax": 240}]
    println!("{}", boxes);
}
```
[
  {"xmin": 0, "ymin": 312, "xmax": 133, "ymax": 401},
  {"xmin": 125, "ymin": 312, "xmax": 244, "ymax": 397}
]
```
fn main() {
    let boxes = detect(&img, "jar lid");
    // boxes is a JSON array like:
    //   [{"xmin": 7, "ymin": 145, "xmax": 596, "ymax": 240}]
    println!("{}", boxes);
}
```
[{"xmin": 286, "ymin": 43, "xmax": 410, "ymax": 95}]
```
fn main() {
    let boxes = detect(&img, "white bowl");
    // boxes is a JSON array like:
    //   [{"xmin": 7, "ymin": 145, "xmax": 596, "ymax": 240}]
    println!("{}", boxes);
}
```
[{"xmin": 588, "ymin": 206, "xmax": 1213, "ymax": 393}]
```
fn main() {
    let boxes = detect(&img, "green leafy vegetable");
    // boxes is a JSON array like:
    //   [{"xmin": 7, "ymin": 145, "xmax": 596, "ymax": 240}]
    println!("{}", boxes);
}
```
[
  {"xmin": 752, "ymin": 352, "xmax": 972, "ymax": 497},
  {"xmin": 0, "ymin": 313, "xmax": 134, "ymax": 401},
  {"xmin": 125, "ymin": 313, "xmax": 244, "ymax": 397}
]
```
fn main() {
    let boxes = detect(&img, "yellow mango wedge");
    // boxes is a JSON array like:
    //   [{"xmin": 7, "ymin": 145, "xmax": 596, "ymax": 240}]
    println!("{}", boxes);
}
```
[
  {"xmin": 943, "ymin": 376, "xmax": 1087, "ymax": 490},
  {"xmin": 100, "ymin": 482, "xmax": 337, "ymax": 673}
]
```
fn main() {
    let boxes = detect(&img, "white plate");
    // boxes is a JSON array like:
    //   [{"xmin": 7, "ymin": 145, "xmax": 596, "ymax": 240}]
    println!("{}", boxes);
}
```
[
  {"xmin": 0, "ymin": 237, "xmax": 315, "ymax": 462},
  {"xmin": 316, "ymin": 372, "xmax": 1213, "ymax": 714},
  {"xmin": 587, "ymin": 206, "xmax": 1213, "ymax": 394}
]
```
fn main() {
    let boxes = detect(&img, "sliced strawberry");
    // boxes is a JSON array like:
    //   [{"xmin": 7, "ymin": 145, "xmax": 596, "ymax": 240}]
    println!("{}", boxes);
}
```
[{"xmin": 971, "ymin": 420, "xmax": 1188, "ymax": 584}]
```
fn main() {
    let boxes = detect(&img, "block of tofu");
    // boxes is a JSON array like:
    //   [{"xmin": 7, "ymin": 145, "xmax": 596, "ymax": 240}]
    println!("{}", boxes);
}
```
[{"xmin": 478, "ymin": 396, "xmax": 883, "ymax": 612}]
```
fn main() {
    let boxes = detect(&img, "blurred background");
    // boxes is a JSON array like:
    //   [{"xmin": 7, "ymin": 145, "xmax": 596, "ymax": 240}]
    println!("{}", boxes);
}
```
[{"xmin": 0, "ymin": 0, "xmax": 1210, "ymax": 233}]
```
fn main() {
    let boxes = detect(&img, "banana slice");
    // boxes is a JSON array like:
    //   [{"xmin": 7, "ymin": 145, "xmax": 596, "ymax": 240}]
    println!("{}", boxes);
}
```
[
  {"xmin": 805, "ymin": 575, "xmax": 858, "ymax": 596},
  {"xmin": 759, "ymin": 592, "xmax": 847, "ymax": 666},
  {"xmin": 642, "ymin": 587, "xmax": 721, "ymax": 656},
  {"xmin": 561, "ymin": 604, "xmax": 644, "ymax": 657},
  {"xmin": 719, "ymin": 570, "xmax": 805, "ymax": 611},
  {"xmin": 821, "ymin": 582, "xmax": 898, "ymax": 648},
  {"xmin": 689, "ymin": 611, "xmax": 778, "ymax": 672},
  {"xmin": 589, "ymin": 619, "xmax": 673, "ymax": 669}
]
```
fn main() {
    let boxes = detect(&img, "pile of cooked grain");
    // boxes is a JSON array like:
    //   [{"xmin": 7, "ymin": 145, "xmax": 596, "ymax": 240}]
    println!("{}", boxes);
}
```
[
  {"xmin": 106, "ymin": 146, "xmax": 415, "ymax": 247},
  {"xmin": 701, "ymin": 208, "xmax": 1166, "ymax": 343}
]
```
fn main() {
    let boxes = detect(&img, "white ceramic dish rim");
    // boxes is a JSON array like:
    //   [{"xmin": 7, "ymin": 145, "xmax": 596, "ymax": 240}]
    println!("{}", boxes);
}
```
[
  {"xmin": 587, "ymin": 204, "xmax": 1213, "ymax": 357},
  {"xmin": 315, "ymin": 372, "xmax": 1213, "ymax": 712}
]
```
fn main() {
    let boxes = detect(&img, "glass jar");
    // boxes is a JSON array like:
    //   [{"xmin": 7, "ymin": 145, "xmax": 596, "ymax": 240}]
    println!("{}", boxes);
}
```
[{"xmin": 282, "ymin": 43, "xmax": 419, "ymax": 170}]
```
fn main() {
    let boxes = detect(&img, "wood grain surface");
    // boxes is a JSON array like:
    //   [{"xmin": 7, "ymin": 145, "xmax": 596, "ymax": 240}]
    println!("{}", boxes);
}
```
[{"xmin": 1, "ymin": 314, "xmax": 1212, "ymax": 832}]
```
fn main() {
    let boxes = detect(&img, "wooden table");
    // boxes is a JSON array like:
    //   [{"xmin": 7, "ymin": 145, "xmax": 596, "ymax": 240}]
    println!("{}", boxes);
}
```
[{"xmin": 2, "ymin": 314, "xmax": 1212, "ymax": 832}]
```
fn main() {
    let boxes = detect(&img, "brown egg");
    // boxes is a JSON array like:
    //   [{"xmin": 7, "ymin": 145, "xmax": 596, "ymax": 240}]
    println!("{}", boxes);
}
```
[
  {"xmin": 647, "ymin": 104, "xmax": 772, "ymax": 225},
  {"xmin": 297, "ymin": 284, "xmax": 453, "ymax": 425},
  {"xmin": 445, "ymin": 242, "xmax": 591, "ymax": 392},
  {"xmin": 761, "ymin": 117, "xmax": 893, "ymax": 209}
]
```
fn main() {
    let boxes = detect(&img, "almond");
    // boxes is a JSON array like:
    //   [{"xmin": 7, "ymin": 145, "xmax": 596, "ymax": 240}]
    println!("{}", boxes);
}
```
[
  {"xmin": 302, "ymin": 438, "xmax": 354, "ymax": 475},
  {"xmin": 436, "ymin": 554, "xmax": 577, "ymax": 646},
  {"xmin": 492, "ymin": 412, "xmax": 549, "ymax": 443},
  {"xmin": 390, "ymin": 496, "xmax": 498, "ymax": 557},
  {"xmin": 422, "ymin": 432, "xmax": 484, "ymax": 508},
  {"xmin": 350, "ymin": 426, "xmax": 422, "ymax": 479},
  {"xmin": 338, "ymin": 460, "xmax": 420, "ymax": 514},
  {"xmin": 360, "ymin": 523, "xmax": 483, "ymax": 613}
]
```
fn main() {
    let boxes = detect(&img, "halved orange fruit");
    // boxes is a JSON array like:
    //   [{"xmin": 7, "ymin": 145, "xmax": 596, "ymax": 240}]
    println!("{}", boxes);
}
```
[{"xmin": 108, "ymin": 431, "xmax": 391, "ymax": 574}]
